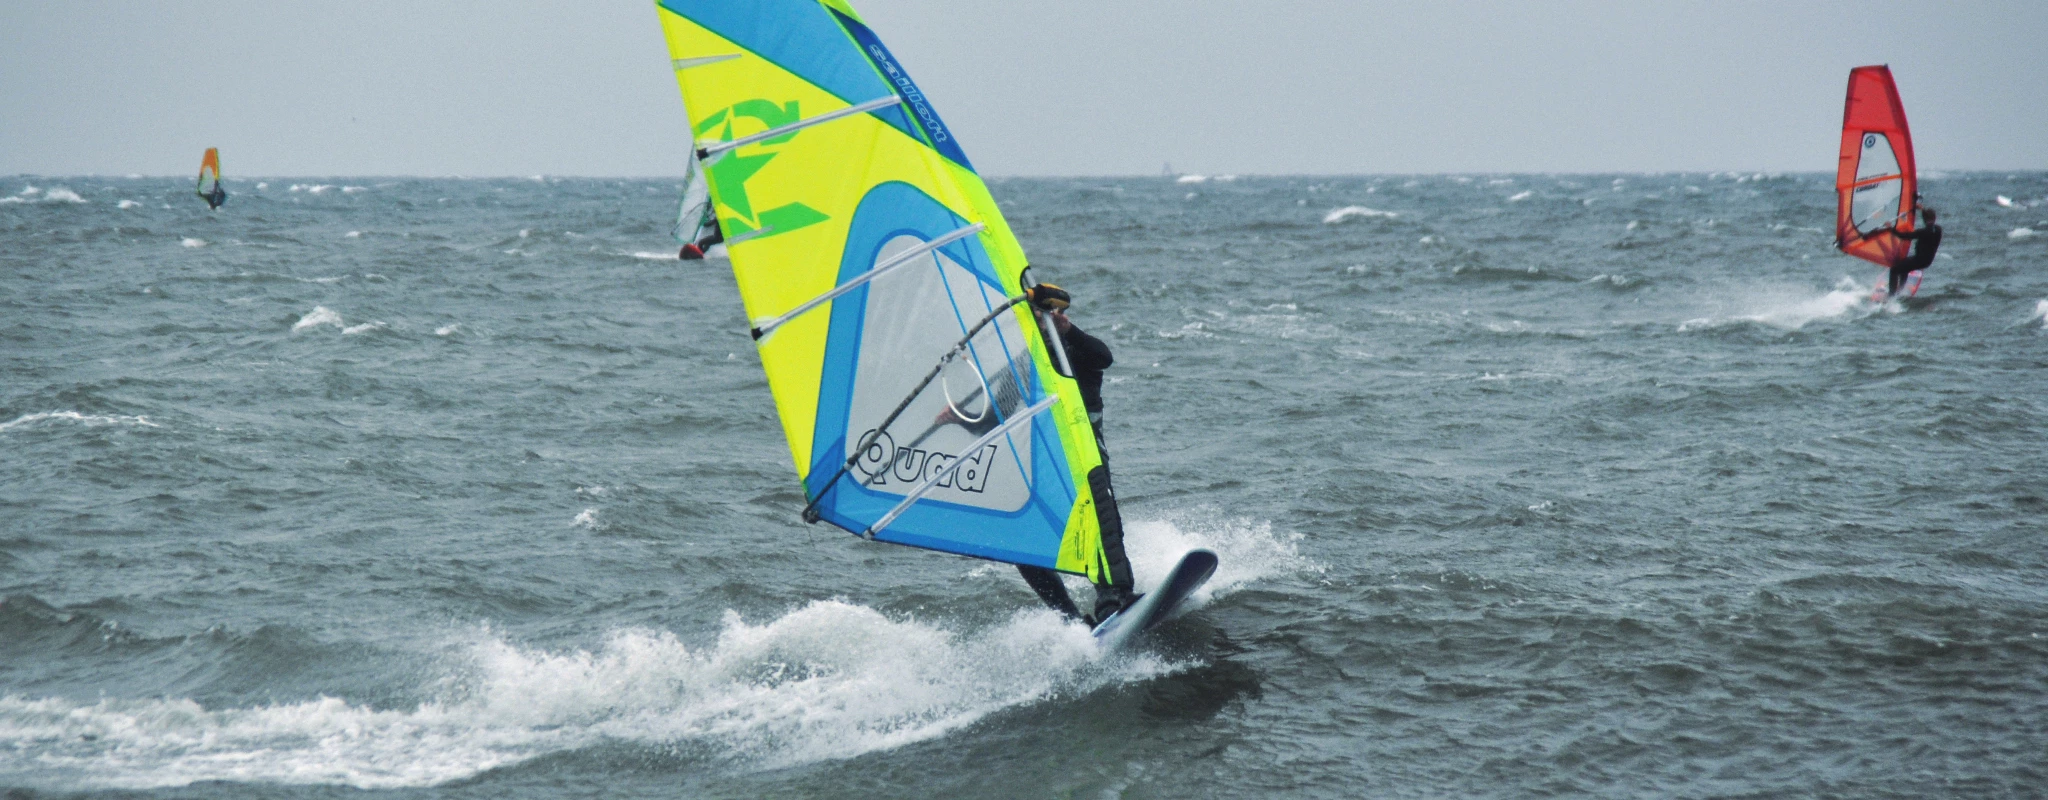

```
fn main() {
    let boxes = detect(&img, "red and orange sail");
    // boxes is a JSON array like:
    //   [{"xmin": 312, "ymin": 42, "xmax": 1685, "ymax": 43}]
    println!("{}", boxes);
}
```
[{"xmin": 1834, "ymin": 66, "xmax": 1917, "ymax": 268}]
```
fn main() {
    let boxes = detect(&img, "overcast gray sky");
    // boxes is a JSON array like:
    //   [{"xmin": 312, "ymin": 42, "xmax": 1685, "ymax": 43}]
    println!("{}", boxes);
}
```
[{"xmin": 3, "ymin": 1, "xmax": 2043, "ymax": 177}]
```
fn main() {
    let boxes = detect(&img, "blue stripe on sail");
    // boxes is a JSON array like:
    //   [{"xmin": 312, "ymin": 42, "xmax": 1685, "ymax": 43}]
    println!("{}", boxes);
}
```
[
  {"xmin": 827, "ymin": 8, "xmax": 976, "ymax": 172},
  {"xmin": 807, "ymin": 182, "xmax": 1070, "ymax": 567},
  {"xmin": 658, "ymin": 0, "xmax": 931, "ymax": 161}
]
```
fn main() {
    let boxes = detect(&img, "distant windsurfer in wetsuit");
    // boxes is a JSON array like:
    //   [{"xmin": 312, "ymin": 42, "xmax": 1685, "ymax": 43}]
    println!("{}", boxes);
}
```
[
  {"xmin": 679, "ymin": 215, "xmax": 723, "ymax": 260},
  {"xmin": 201, "ymin": 184, "xmax": 227, "ymax": 211},
  {"xmin": 937, "ymin": 283, "xmax": 1137, "ymax": 624},
  {"xmin": 1881, "ymin": 206, "xmax": 1941, "ymax": 297}
]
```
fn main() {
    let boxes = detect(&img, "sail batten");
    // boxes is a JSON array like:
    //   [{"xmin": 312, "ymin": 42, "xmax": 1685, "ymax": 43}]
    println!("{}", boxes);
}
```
[
  {"xmin": 655, "ymin": 0, "xmax": 1113, "ymax": 577},
  {"xmin": 700, "ymin": 95, "xmax": 905, "ymax": 159},
  {"xmin": 752, "ymin": 222, "xmax": 986, "ymax": 340}
]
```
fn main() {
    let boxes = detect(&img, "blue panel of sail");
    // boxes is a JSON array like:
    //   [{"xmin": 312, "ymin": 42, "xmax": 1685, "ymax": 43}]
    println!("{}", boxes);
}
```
[{"xmin": 806, "ymin": 181, "xmax": 1075, "ymax": 567}]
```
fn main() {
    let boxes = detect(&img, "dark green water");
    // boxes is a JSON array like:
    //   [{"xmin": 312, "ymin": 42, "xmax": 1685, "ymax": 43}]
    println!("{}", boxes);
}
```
[{"xmin": 4, "ymin": 173, "xmax": 2047, "ymax": 798}]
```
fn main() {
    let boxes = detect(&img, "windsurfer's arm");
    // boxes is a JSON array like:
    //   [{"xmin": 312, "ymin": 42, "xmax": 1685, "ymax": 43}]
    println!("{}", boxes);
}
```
[{"xmin": 1058, "ymin": 317, "xmax": 1113, "ymax": 371}]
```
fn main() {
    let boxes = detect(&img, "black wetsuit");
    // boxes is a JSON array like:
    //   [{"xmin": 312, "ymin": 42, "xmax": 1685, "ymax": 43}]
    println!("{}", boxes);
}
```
[
  {"xmin": 1884, "ymin": 224, "xmax": 1933, "ymax": 296},
  {"xmin": 1062, "ymin": 324, "xmax": 1113, "ymax": 434},
  {"xmin": 203, "ymin": 186, "xmax": 226, "ymax": 210},
  {"xmin": 679, "ymin": 218, "xmax": 724, "ymax": 260},
  {"xmin": 1889, "ymin": 223, "xmax": 1941, "ymax": 295},
  {"xmin": 1016, "ymin": 320, "xmax": 1136, "ymax": 623}
]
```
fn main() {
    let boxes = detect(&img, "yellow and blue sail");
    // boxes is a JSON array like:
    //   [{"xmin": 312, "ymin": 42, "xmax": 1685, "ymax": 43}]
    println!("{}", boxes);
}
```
[{"xmin": 655, "ymin": 0, "xmax": 1114, "ymax": 578}]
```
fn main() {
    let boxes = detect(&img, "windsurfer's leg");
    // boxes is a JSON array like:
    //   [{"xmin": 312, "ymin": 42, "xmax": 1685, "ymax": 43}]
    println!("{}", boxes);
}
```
[
  {"xmin": 1087, "ymin": 462, "xmax": 1138, "ymax": 619},
  {"xmin": 1888, "ymin": 266, "xmax": 1909, "ymax": 295},
  {"xmin": 1017, "ymin": 565, "xmax": 1082, "ymax": 620}
]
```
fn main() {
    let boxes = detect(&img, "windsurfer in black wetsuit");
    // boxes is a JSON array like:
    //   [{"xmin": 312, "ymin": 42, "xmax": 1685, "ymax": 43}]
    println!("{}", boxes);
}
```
[
  {"xmin": 1013, "ymin": 283, "xmax": 1138, "ymax": 624},
  {"xmin": 1881, "ymin": 206, "xmax": 1941, "ymax": 297},
  {"xmin": 679, "ymin": 216, "xmax": 724, "ymax": 260},
  {"xmin": 924, "ymin": 283, "xmax": 1139, "ymax": 624},
  {"xmin": 201, "ymin": 184, "xmax": 227, "ymax": 210}
]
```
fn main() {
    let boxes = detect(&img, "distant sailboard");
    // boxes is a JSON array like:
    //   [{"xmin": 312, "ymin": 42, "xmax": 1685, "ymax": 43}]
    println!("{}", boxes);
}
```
[
  {"xmin": 195, "ymin": 148, "xmax": 227, "ymax": 210},
  {"xmin": 654, "ymin": 0, "xmax": 1142, "ymax": 587},
  {"xmin": 1834, "ymin": 66, "xmax": 1917, "ymax": 296},
  {"xmin": 671, "ymin": 151, "xmax": 722, "ymax": 259}
]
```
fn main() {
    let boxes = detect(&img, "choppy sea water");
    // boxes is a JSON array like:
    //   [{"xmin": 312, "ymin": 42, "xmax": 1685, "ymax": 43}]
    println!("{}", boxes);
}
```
[{"xmin": 3, "ymin": 172, "xmax": 2047, "ymax": 798}]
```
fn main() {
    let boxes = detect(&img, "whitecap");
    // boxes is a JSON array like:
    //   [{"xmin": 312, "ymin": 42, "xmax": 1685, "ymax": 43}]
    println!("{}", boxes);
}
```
[
  {"xmin": 344, "ymin": 231, "xmax": 362, "ymax": 238},
  {"xmin": 2010, "ymin": 227, "xmax": 2036, "ymax": 239},
  {"xmin": 341, "ymin": 186, "xmax": 368, "ymax": 194},
  {"xmin": 434, "ymin": 324, "xmax": 461, "ymax": 336},
  {"xmin": 572, "ymin": 508, "xmax": 602, "ymax": 529},
  {"xmin": 0, "ymin": 411, "xmax": 160, "ymax": 433},
  {"xmin": 341, "ymin": 321, "xmax": 385, "ymax": 335},
  {"xmin": 1507, "ymin": 190, "xmax": 1533, "ymax": 202},
  {"xmin": 180, "ymin": 238, "xmax": 206, "ymax": 248},
  {"xmin": 1175, "ymin": 174, "xmax": 1207, "ymax": 184},
  {"xmin": 117, "ymin": 199, "xmax": 141, "ymax": 209},
  {"xmin": 292, "ymin": 306, "xmax": 343, "ymax": 332},
  {"xmin": 1323, "ymin": 206, "xmax": 1396, "ymax": 224},
  {"xmin": 1996, "ymin": 195, "xmax": 2015, "ymax": 207}
]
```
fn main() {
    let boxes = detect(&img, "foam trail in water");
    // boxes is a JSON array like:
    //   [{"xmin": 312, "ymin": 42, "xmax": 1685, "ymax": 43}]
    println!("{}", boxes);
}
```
[
  {"xmin": 1678, "ymin": 277, "xmax": 1871, "ymax": 332},
  {"xmin": 0, "ymin": 605, "xmax": 1173, "ymax": 790},
  {"xmin": 1122, "ymin": 512, "xmax": 1322, "ymax": 607},
  {"xmin": 0, "ymin": 411, "xmax": 159, "ymax": 433}
]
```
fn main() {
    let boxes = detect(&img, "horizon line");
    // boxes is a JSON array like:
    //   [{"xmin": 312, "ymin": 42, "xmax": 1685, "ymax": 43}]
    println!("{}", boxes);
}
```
[{"xmin": 8, "ymin": 168, "xmax": 2046, "ymax": 181}]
